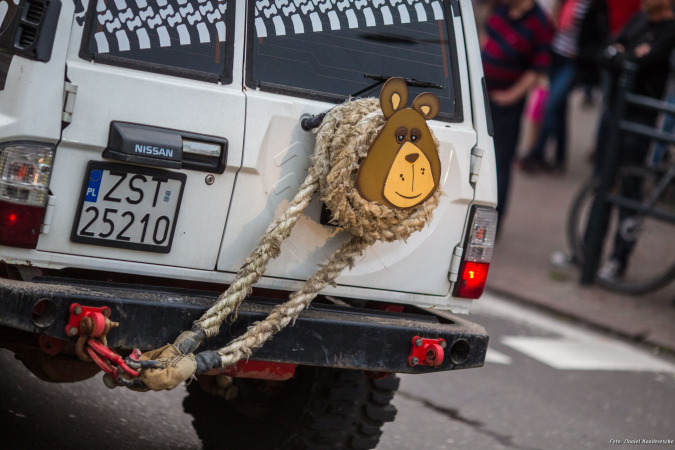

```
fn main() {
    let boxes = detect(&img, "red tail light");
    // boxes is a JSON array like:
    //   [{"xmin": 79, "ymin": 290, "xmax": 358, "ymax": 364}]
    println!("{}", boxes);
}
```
[
  {"xmin": 0, "ymin": 200, "xmax": 45, "ymax": 248},
  {"xmin": 456, "ymin": 261, "xmax": 490, "ymax": 299},
  {"xmin": 453, "ymin": 206, "xmax": 498, "ymax": 299}
]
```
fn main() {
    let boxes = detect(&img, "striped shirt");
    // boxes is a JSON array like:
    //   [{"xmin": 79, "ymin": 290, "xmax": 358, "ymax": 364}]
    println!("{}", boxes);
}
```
[
  {"xmin": 552, "ymin": 0, "xmax": 592, "ymax": 58},
  {"xmin": 481, "ymin": 3, "xmax": 554, "ymax": 92}
]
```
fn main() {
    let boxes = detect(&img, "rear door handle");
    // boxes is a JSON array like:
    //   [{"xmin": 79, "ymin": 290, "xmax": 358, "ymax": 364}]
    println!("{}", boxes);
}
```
[{"xmin": 103, "ymin": 121, "xmax": 228, "ymax": 174}]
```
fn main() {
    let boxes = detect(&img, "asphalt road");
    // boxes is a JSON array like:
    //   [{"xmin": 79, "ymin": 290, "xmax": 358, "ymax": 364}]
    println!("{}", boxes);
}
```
[{"xmin": 1, "ymin": 292, "xmax": 673, "ymax": 450}]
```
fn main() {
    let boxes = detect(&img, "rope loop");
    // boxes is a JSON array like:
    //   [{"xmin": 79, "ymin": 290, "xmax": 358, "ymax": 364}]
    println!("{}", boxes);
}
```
[{"xmin": 134, "ymin": 97, "xmax": 442, "ymax": 390}]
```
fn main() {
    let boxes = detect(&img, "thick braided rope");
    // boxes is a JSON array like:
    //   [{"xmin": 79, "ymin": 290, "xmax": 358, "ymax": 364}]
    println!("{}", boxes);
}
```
[
  {"xmin": 196, "ymin": 97, "xmax": 440, "ymax": 355},
  {"xmin": 196, "ymin": 172, "xmax": 320, "ymax": 337},
  {"xmin": 208, "ymin": 100, "xmax": 441, "ymax": 367},
  {"xmin": 215, "ymin": 236, "xmax": 371, "ymax": 366},
  {"xmin": 131, "ymin": 97, "xmax": 443, "ymax": 391},
  {"xmin": 194, "ymin": 99, "xmax": 379, "ymax": 338}
]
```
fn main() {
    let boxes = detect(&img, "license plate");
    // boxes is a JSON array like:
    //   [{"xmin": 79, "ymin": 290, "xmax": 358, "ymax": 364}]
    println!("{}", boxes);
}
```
[{"xmin": 71, "ymin": 161, "xmax": 186, "ymax": 254}]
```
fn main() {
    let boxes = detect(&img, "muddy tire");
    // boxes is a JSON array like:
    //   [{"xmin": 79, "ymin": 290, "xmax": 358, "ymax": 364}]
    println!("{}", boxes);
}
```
[{"xmin": 182, "ymin": 367, "xmax": 399, "ymax": 450}]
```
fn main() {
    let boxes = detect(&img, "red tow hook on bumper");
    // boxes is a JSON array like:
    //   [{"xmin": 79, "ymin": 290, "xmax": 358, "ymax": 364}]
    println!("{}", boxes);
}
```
[
  {"xmin": 408, "ymin": 336, "xmax": 446, "ymax": 368},
  {"xmin": 67, "ymin": 303, "xmax": 139, "ymax": 386}
]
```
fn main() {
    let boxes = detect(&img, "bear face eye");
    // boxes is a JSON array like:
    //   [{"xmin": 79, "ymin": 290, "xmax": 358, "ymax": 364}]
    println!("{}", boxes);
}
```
[
  {"xmin": 410, "ymin": 129, "xmax": 421, "ymax": 144},
  {"xmin": 396, "ymin": 127, "xmax": 407, "ymax": 144}
]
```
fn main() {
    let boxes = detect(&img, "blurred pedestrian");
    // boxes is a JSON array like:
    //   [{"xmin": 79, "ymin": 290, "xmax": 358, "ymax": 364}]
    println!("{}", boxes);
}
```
[
  {"xmin": 481, "ymin": 0, "xmax": 554, "ymax": 218},
  {"xmin": 595, "ymin": 0, "xmax": 675, "ymax": 280},
  {"xmin": 593, "ymin": 0, "xmax": 675, "ymax": 175},
  {"xmin": 521, "ymin": 0, "xmax": 593, "ymax": 174},
  {"xmin": 552, "ymin": 0, "xmax": 675, "ymax": 277},
  {"xmin": 576, "ymin": 0, "xmax": 611, "ymax": 107}
]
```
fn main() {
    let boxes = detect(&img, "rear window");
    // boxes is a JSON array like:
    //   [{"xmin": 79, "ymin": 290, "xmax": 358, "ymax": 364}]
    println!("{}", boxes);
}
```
[
  {"xmin": 246, "ymin": 0, "xmax": 462, "ymax": 122},
  {"xmin": 79, "ymin": 0, "xmax": 236, "ymax": 83}
]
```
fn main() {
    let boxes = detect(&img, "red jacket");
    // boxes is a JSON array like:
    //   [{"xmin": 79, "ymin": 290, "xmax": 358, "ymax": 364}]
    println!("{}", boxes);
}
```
[{"xmin": 607, "ymin": 0, "xmax": 641, "ymax": 34}]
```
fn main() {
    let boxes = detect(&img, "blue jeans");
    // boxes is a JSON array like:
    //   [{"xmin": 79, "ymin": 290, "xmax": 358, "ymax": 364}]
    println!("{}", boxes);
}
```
[{"xmin": 528, "ymin": 53, "xmax": 577, "ymax": 167}]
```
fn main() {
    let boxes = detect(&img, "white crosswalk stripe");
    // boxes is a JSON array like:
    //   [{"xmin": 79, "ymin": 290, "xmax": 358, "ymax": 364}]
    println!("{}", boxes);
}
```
[
  {"xmin": 475, "ymin": 293, "xmax": 675, "ymax": 373},
  {"xmin": 501, "ymin": 336, "xmax": 675, "ymax": 372},
  {"xmin": 484, "ymin": 348, "xmax": 512, "ymax": 365}
]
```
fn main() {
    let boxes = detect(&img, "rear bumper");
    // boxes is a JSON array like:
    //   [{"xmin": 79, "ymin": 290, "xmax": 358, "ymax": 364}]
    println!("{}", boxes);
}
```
[{"xmin": 0, "ymin": 277, "xmax": 488, "ymax": 374}]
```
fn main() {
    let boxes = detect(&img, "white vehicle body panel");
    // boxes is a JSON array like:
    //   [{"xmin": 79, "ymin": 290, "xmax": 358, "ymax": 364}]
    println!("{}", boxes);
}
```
[
  {"xmin": 218, "ymin": 0, "xmax": 477, "ymax": 298},
  {"xmin": 0, "ymin": 0, "xmax": 74, "ymax": 144},
  {"xmin": 35, "ymin": 0, "xmax": 246, "ymax": 270},
  {"xmin": 0, "ymin": 0, "xmax": 494, "ymax": 314},
  {"xmin": 217, "ymin": 94, "xmax": 477, "ymax": 297},
  {"xmin": 458, "ymin": 0, "xmax": 498, "ymax": 209},
  {"xmin": 0, "ymin": 245, "xmax": 473, "ymax": 311}
]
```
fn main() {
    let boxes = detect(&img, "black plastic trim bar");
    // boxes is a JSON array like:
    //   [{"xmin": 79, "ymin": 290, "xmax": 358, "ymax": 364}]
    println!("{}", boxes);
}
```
[
  {"xmin": 450, "ymin": 0, "xmax": 460, "ymax": 17},
  {"xmin": 0, "ymin": 277, "xmax": 488, "ymax": 374},
  {"xmin": 482, "ymin": 77, "xmax": 495, "ymax": 137}
]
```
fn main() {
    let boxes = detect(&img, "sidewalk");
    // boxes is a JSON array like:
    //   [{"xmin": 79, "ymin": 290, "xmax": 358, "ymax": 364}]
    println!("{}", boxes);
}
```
[{"xmin": 487, "ymin": 91, "xmax": 675, "ymax": 352}]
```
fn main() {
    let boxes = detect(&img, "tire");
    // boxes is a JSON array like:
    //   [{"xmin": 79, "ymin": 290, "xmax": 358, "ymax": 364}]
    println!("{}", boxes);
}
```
[
  {"xmin": 182, "ymin": 367, "xmax": 399, "ymax": 450},
  {"xmin": 567, "ymin": 166, "xmax": 675, "ymax": 295},
  {"xmin": 567, "ymin": 176, "xmax": 599, "ymax": 265}
]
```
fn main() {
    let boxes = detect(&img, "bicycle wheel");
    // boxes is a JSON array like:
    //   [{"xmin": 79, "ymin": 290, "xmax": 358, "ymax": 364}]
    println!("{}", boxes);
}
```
[
  {"xmin": 567, "ymin": 176, "xmax": 599, "ymax": 265},
  {"xmin": 567, "ymin": 166, "xmax": 675, "ymax": 295}
]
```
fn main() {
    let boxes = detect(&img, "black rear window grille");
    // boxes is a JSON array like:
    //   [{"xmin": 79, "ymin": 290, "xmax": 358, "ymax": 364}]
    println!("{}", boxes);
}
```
[
  {"xmin": 25, "ymin": 2, "xmax": 45, "ymax": 24},
  {"xmin": 17, "ymin": 26, "xmax": 37, "ymax": 48},
  {"xmin": 247, "ymin": 0, "xmax": 462, "ymax": 122},
  {"xmin": 80, "ymin": 0, "xmax": 236, "ymax": 84}
]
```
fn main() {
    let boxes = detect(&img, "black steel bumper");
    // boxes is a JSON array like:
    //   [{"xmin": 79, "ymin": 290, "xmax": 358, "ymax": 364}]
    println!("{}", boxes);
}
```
[{"xmin": 0, "ymin": 277, "xmax": 488, "ymax": 374}]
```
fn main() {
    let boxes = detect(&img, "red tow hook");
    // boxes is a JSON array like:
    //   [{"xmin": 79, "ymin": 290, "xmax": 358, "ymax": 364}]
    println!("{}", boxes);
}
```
[
  {"xmin": 408, "ymin": 336, "xmax": 446, "ymax": 368},
  {"xmin": 67, "ymin": 303, "xmax": 139, "ymax": 386}
]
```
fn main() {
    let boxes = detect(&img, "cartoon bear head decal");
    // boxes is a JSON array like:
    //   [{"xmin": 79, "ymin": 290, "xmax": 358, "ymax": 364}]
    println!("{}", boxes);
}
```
[{"xmin": 355, "ymin": 78, "xmax": 442, "ymax": 210}]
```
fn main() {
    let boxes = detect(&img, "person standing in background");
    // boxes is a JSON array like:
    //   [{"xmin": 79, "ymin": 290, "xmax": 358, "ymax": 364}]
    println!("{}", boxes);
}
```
[
  {"xmin": 482, "ymin": 0, "xmax": 554, "ymax": 219},
  {"xmin": 551, "ymin": 0, "xmax": 675, "ymax": 278},
  {"xmin": 595, "ymin": 0, "xmax": 675, "ymax": 279},
  {"xmin": 575, "ymin": 0, "xmax": 611, "ymax": 108},
  {"xmin": 521, "ymin": 0, "xmax": 592, "ymax": 173}
]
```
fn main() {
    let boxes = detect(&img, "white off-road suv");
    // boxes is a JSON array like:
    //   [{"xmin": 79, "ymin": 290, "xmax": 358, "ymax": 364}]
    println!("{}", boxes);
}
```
[{"xmin": 0, "ymin": 0, "xmax": 496, "ymax": 447}]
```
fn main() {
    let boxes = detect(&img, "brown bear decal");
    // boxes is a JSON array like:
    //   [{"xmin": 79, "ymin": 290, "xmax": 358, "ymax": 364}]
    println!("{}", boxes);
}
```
[{"xmin": 355, "ymin": 78, "xmax": 442, "ymax": 210}]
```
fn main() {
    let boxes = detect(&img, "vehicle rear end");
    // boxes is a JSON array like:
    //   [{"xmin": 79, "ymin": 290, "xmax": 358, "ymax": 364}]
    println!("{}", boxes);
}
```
[{"xmin": 0, "ymin": 0, "xmax": 496, "ymax": 447}]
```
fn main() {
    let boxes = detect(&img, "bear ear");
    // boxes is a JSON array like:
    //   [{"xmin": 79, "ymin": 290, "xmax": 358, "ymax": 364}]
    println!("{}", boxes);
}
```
[
  {"xmin": 411, "ymin": 92, "xmax": 441, "ymax": 120},
  {"xmin": 380, "ymin": 78, "xmax": 409, "ymax": 119}
]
